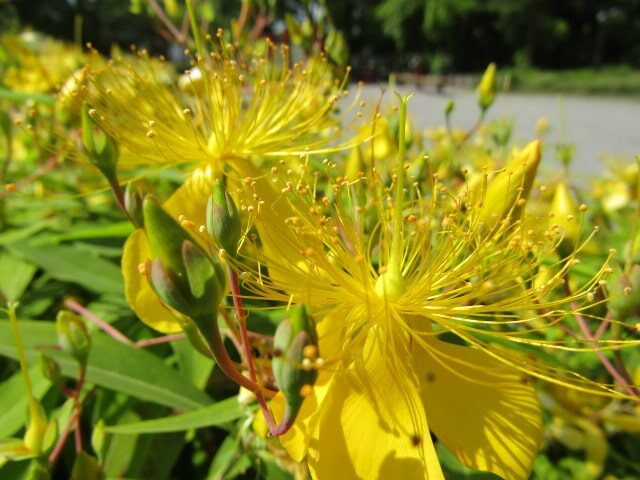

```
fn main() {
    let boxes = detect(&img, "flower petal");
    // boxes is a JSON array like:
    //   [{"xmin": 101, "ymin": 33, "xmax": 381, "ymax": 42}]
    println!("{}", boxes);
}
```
[
  {"xmin": 307, "ymin": 329, "xmax": 443, "ymax": 480},
  {"xmin": 416, "ymin": 339, "xmax": 542, "ymax": 480}
]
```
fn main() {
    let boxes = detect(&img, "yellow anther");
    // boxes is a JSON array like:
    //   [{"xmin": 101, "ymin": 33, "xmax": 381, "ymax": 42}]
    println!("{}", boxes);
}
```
[{"xmin": 299, "ymin": 384, "xmax": 314, "ymax": 398}]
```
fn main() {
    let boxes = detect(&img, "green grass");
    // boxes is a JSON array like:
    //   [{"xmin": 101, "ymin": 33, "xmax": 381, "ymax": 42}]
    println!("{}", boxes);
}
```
[{"xmin": 503, "ymin": 66, "xmax": 640, "ymax": 97}]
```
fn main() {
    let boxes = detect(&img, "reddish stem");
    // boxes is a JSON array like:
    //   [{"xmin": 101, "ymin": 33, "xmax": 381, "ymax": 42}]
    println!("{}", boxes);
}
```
[
  {"xmin": 64, "ymin": 299, "xmax": 134, "ymax": 346},
  {"xmin": 564, "ymin": 282, "xmax": 639, "ymax": 398},
  {"xmin": 135, "ymin": 333, "xmax": 185, "ymax": 348},
  {"xmin": 226, "ymin": 263, "xmax": 281, "ymax": 434}
]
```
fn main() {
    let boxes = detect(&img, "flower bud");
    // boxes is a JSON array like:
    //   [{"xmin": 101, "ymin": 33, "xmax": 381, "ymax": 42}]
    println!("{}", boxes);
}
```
[
  {"xmin": 476, "ymin": 63, "xmax": 497, "ymax": 111},
  {"xmin": 23, "ymin": 400, "xmax": 48, "ymax": 455},
  {"xmin": 272, "ymin": 306, "xmax": 319, "ymax": 425},
  {"xmin": 206, "ymin": 179, "xmax": 241, "ymax": 256},
  {"xmin": 56, "ymin": 311, "xmax": 91, "ymax": 364},
  {"xmin": 445, "ymin": 99, "xmax": 455, "ymax": 118},
  {"xmin": 39, "ymin": 353, "xmax": 62, "ymax": 386},
  {"xmin": 124, "ymin": 182, "xmax": 148, "ymax": 228},
  {"xmin": 345, "ymin": 146, "xmax": 364, "ymax": 181},
  {"xmin": 479, "ymin": 140, "xmax": 541, "ymax": 229},
  {"xmin": 81, "ymin": 103, "xmax": 119, "ymax": 182},
  {"xmin": 144, "ymin": 196, "xmax": 225, "ymax": 319},
  {"xmin": 607, "ymin": 265, "xmax": 640, "ymax": 318},
  {"xmin": 25, "ymin": 462, "xmax": 51, "ymax": 480},
  {"xmin": 70, "ymin": 451, "xmax": 103, "ymax": 480},
  {"xmin": 550, "ymin": 182, "xmax": 580, "ymax": 255},
  {"xmin": 91, "ymin": 420, "xmax": 110, "ymax": 463}
]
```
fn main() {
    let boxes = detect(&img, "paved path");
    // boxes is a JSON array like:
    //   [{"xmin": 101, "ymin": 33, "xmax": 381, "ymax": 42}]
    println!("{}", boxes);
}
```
[{"xmin": 358, "ymin": 84, "xmax": 640, "ymax": 179}]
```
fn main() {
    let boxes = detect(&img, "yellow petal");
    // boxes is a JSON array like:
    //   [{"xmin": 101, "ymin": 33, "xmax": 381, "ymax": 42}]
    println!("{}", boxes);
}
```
[
  {"xmin": 121, "ymin": 175, "xmax": 212, "ymax": 333},
  {"xmin": 416, "ymin": 339, "xmax": 542, "ymax": 480},
  {"xmin": 122, "ymin": 229, "xmax": 181, "ymax": 333},
  {"xmin": 307, "ymin": 329, "xmax": 443, "ymax": 480}
]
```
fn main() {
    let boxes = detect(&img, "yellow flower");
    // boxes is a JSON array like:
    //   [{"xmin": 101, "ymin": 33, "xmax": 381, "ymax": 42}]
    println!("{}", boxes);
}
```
[
  {"xmin": 84, "ymin": 36, "xmax": 363, "ymax": 171},
  {"xmin": 0, "ymin": 32, "xmax": 84, "ymax": 93},
  {"xmin": 233, "ymin": 118, "xmax": 628, "ymax": 478},
  {"xmin": 100, "ymin": 39, "xmax": 363, "ymax": 332}
]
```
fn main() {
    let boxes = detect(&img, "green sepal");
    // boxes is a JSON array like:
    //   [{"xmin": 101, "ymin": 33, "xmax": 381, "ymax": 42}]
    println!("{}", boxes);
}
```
[
  {"xmin": 143, "ymin": 195, "xmax": 193, "ymax": 280},
  {"xmin": 81, "ymin": 103, "xmax": 119, "ymax": 183},
  {"xmin": 70, "ymin": 451, "xmax": 104, "ymax": 480},
  {"xmin": 39, "ymin": 353, "xmax": 62, "ymax": 387},
  {"xmin": 272, "ymin": 306, "xmax": 318, "ymax": 423},
  {"xmin": 124, "ymin": 182, "xmax": 148, "ymax": 228},
  {"xmin": 206, "ymin": 179, "xmax": 242, "ymax": 255},
  {"xmin": 24, "ymin": 461, "xmax": 51, "ymax": 480}
]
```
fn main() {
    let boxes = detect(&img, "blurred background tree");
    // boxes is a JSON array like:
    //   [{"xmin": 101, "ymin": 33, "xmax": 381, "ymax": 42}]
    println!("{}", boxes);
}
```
[{"xmin": 5, "ymin": 0, "xmax": 640, "ymax": 77}]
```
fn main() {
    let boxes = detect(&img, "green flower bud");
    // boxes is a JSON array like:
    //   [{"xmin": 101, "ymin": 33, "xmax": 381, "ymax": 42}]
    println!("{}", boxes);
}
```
[
  {"xmin": 81, "ymin": 103, "xmax": 119, "ymax": 181},
  {"xmin": 272, "ymin": 306, "xmax": 319, "ymax": 425},
  {"xmin": 39, "ymin": 353, "xmax": 62, "ymax": 386},
  {"xmin": 25, "ymin": 461, "xmax": 51, "ymax": 480},
  {"xmin": 70, "ymin": 451, "xmax": 104, "ymax": 480},
  {"xmin": 607, "ymin": 265, "xmax": 640, "ymax": 319},
  {"xmin": 206, "ymin": 179, "xmax": 242, "ymax": 256},
  {"xmin": 91, "ymin": 420, "xmax": 109, "ymax": 463},
  {"xmin": 56, "ymin": 311, "xmax": 91, "ymax": 364},
  {"xmin": 124, "ymin": 182, "xmax": 148, "ymax": 228},
  {"xmin": 476, "ymin": 63, "xmax": 497, "ymax": 111},
  {"xmin": 144, "ymin": 196, "xmax": 226, "ymax": 319},
  {"xmin": 445, "ymin": 99, "xmax": 455, "ymax": 117}
]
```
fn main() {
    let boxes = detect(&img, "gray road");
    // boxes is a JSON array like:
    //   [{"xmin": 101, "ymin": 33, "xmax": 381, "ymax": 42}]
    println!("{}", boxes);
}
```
[{"xmin": 358, "ymin": 84, "xmax": 640, "ymax": 179}]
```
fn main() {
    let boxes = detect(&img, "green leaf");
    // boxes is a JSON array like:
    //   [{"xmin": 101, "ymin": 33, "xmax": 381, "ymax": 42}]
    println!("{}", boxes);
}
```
[
  {"xmin": 0, "ymin": 321, "xmax": 210, "ymax": 410},
  {"xmin": 172, "ymin": 338, "xmax": 215, "ymax": 390},
  {"xmin": 33, "ymin": 222, "xmax": 133, "ymax": 243},
  {"xmin": 0, "ymin": 367, "xmax": 51, "ymax": 438},
  {"xmin": 0, "ymin": 251, "xmax": 37, "ymax": 302},
  {"xmin": 208, "ymin": 435, "xmax": 238, "ymax": 479},
  {"xmin": 105, "ymin": 397, "xmax": 243, "ymax": 434},
  {"xmin": 5, "ymin": 243, "xmax": 123, "ymax": 295},
  {"xmin": 0, "ymin": 88, "xmax": 56, "ymax": 105}
]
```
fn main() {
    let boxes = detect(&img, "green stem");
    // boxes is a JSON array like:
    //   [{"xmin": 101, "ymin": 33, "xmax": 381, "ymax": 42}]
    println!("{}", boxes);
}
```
[
  {"xmin": 389, "ymin": 94, "xmax": 411, "ymax": 274},
  {"xmin": 624, "ymin": 156, "xmax": 640, "ymax": 276},
  {"xmin": 8, "ymin": 304, "xmax": 38, "ymax": 412},
  {"xmin": 185, "ymin": 0, "xmax": 204, "ymax": 61},
  {"xmin": 194, "ymin": 313, "xmax": 276, "ymax": 397}
]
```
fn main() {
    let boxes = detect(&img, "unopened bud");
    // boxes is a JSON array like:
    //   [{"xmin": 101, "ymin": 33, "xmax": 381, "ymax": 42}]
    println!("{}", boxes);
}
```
[
  {"xmin": 272, "ymin": 306, "xmax": 319, "ymax": 425},
  {"xmin": 550, "ymin": 182, "xmax": 580, "ymax": 255},
  {"xmin": 144, "ymin": 196, "xmax": 225, "ymax": 319},
  {"xmin": 70, "ymin": 451, "xmax": 103, "ymax": 480},
  {"xmin": 23, "ymin": 400, "xmax": 48, "ymax": 455},
  {"xmin": 56, "ymin": 311, "xmax": 91, "ymax": 363},
  {"xmin": 82, "ymin": 104, "xmax": 119, "ymax": 183},
  {"xmin": 206, "ymin": 179, "xmax": 242, "ymax": 256},
  {"xmin": 91, "ymin": 420, "xmax": 110, "ymax": 462},
  {"xmin": 124, "ymin": 182, "xmax": 149, "ymax": 228},
  {"xmin": 345, "ymin": 146, "xmax": 364, "ymax": 181},
  {"xmin": 476, "ymin": 63, "xmax": 497, "ymax": 111},
  {"xmin": 480, "ymin": 140, "xmax": 541, "ymax": 229},
  {"xmin": 39, "ymin": 354, "xmax": 62, "ymax": 386},
  {"xmin": 445, "ymin": 99, "xmax": 455, "ymax": 117},
  {"xmin": 607, "ymin": 265, "xmax": 640, "ymax": 318}
]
